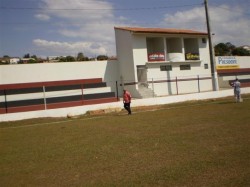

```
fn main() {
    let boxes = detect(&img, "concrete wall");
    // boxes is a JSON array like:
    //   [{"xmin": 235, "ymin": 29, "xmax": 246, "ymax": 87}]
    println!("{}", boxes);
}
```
[
  {"xmin": 215, "ymin": 56, "xmax": 250, "ymax": 69},
  {"xmin": 0, "ymin": 60, "xmax": 119, "ymax": 91},
  {"xmin": 215, "ymin": 56, "xmax": 250, "ymax": 88},
  {"xmin": 115, "ymin": 30, "xmax": 214, "ymax": 97},
  {"xmin": 1, "ymin": 87, "xmax": 250, "ymax": 122},
  {"xmin": 115, "ymin": 29, "xmax": 134, "ymax": 84}
]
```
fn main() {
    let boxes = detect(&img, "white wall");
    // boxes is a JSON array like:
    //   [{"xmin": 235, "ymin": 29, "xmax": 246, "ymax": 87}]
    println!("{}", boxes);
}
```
[
  {"xmin": 0, "ymin": 60, "xmax": 119, "ymax": 85},
  {"xmin": 1, "ymin": 87, "xmax": 250, "ymax": 122},
  {"xmin": 215, "ymin": 56, "xmax": 250, "ymax": 88},
  {"xmin": 115, "ymin": 29, "xmax": 134, "ymax": 83},
  {"xmin": 215, "ymin": 56, "xmax": 250, "ymax": 68}
]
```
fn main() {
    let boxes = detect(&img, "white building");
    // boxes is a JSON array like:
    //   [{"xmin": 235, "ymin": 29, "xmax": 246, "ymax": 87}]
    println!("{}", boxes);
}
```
[
  {"xmin": 115, "ymin": 27, "xmax": 215, "ymax": 98},
  {"xmin": 9, "ymin": 58, "xmax": 20, "ymax": 64}
]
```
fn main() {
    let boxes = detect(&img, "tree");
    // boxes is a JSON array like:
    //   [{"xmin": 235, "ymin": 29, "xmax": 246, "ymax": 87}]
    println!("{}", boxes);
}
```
[
  {"xmin": 214, "ymin": 42, "xmax": 233, "ymax": 56},
  {"xmin": 214, "ymin": 42, "xmax": 250, "ymax": 56},
  {"xmin": 31, "ymin": 55, "xmax": 37, "ymax": 60},
  {"xmin": 97, "ymin": 55, "xmax": 108, "ymax": 61},
  {"xmin": 232, "ymin": 47, "xmax": 250, "ymax": 56},
  {"xmin": 76, "ymin": 52, "xmax": 89, "ymax": 61},
  {"xmin": 23, "ymin": 53, "xmax": 30, "ymax": 58},
  {"xmin": 28, "ymin": 59, "xmax": 36, "ymax": 63},
  {"xmin": 65, "ymin": 56, "xmax": 75, "ymax": 62}
]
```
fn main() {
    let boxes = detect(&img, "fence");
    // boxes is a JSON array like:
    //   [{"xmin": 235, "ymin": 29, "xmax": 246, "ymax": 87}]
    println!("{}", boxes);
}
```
[
  {"xmin": 2, "ymin": 73, "xmax": 249, "ymax": 114},
  {"xmin": 0, "ymin": 78, "xmax": 118, "ymax": 114},
  {"xmin": 122, "ymin": 74, "xmax": 213, "ymax": 98}
]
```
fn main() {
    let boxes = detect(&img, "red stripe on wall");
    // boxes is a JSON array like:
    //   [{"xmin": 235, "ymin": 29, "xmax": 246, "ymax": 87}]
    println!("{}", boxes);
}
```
[
  {"xmin": 0, "ymin": 97, "xmax": 118, "ymax": 114},
  {"xmin": 0, "ymin": 108, "xmax": 7, "ymax": 114},
  {"xmin": 83, "ymin": 98, "xmax": 118, "ymax": 105},
  {"xmin": 2, "ymin": 105, "xmax": 45, "ymax": 114},
  {"xmin": 46, "ymin": 101, "xmax": 83, "ymax": 110},
  {"xmin": 217, "ymin": 68, "xmax": 250, "ymax": 74}
]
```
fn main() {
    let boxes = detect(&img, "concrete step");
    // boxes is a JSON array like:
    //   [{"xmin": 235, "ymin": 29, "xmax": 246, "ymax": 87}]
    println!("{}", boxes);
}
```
[{"xmin": 138, "ymin": 85, "xmax": 156, "ymax": 98}]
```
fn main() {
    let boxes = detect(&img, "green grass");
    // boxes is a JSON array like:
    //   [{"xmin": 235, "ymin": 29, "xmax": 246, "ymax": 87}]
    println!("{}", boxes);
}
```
[{"xmin": 1, "ymin": 95, "xmax": 250, "ymax": 186}]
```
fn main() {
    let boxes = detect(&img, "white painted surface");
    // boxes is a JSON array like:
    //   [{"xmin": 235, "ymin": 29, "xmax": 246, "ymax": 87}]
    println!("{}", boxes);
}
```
[
  {"xmin": 167, "ymin": 53, "xmax": 185, "ymax": 61},
  {"xmin": 0, "ymin": 60, "xmax": 119, "ymax": 85},
  {"xmin": 115, "ymin": 28, "xmax": 214, "ymax": 96},
  {"xmin": 1, "ymin": 88, "xmax": 249, "ymax": 122},
  {"xmin": 215, "ymin": 56, "xmax": 250, "ymax": 69}
]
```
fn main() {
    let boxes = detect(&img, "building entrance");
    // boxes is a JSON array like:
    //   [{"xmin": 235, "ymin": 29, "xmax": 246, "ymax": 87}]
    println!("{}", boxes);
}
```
[{"xmin": 137, "ymin": 65, "xmax": 148, "ymax": 87}]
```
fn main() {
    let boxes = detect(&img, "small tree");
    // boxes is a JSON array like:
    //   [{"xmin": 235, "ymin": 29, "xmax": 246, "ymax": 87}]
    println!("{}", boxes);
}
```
[{"xmin": 97, "ymin": 55, "xmax": 108, "ymax": 61}]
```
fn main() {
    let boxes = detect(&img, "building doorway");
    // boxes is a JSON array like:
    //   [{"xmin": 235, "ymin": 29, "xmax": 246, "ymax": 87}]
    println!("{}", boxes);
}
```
[{"xmin": 137, "ymin": 65, "xmax": 148, "ymax": 87}]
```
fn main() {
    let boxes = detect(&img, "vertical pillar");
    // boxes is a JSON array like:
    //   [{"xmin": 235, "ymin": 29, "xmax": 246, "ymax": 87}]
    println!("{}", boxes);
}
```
[
  {"xmin": 176, "ymin": 77, "xmax": 179, "ymax": 95},
  {"xmin": 4, "ymin": 90, "xmax": 8, "ymax": 113},
  {"xmin": 204, "ymin": 0, "xmax": 219, "ymax": 91},
  {"xmin": 43, "ymin": 86, "xmax": 47, "ymax": 110},
  {"xmin": 197, "ymin": 75, "xmax": 200, "ymax": 93},
  {"xmin": 116, "ymin": 81, "xmax": 119, "ymax": 101}
]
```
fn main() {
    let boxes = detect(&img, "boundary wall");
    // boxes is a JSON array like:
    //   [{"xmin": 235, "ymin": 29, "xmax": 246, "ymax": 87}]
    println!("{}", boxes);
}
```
[
  {"xmin": 1, "ymin": 87, "xmax": 250, "ymax": 122},
  {"xmin": 0, "ymin": 60, "xmax": 119, "ymax": 86}
]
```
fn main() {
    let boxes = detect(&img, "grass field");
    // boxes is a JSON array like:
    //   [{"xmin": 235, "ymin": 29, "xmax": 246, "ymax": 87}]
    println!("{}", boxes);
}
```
[{"xmin": 1, "ymin": 95, "xmax": 250, "ymax": 186}]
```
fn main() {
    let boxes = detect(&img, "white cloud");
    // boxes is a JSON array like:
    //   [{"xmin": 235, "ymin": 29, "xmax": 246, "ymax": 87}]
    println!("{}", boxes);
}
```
[
  {"xmin": 33, "ymin": 0, "xmax": 119, "ymax": 56},
  {"xmin": 35, "ymin": 14, "xmax": 50, "ymax": 21},
  {"xmin": 162, "ymin": 5, "xmax": 250, "ymax": 46},
  {"xmin": 33, "ymin": 39, "xmax": 108, "ymax": 56}
]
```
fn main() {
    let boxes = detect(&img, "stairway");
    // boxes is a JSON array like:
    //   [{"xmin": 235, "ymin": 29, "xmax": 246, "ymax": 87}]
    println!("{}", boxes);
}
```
[{"xmin": 138, "ymin": 83, "xmax": 156, "ymax": 98}]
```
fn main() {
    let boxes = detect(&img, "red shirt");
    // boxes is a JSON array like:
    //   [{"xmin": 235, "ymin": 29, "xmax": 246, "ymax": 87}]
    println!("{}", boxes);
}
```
[{"xmin": 123, "ymin": 91, "xmax": 131, "ymax": 103}]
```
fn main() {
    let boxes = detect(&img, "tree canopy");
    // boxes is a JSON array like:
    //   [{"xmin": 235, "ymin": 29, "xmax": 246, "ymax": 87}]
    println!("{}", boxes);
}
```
[{"xmin": 214, "ymin": 42, "xmax": 250, "ymax": 56}]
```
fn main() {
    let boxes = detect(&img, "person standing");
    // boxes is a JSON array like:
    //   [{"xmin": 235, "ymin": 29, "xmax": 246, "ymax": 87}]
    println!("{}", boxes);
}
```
[
  {"xmin": 232, "ymin": 78, "xmax": 242, "ymax": 102},
  {"xmin": 123, "ymin": 89, "xmax": 132, "ymax": 115}
]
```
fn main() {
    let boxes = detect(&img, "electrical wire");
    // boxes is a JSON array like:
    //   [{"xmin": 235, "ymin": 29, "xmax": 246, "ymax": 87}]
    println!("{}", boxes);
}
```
[{"xmin": 0, "ymin": 3, "xmax": 202, "ymax": 11}]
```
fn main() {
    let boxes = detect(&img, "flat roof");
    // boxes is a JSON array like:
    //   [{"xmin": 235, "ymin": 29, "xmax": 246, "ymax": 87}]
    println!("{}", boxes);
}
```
[{"xmin": 115, "ymin": 27, "xmax": 208, "ymax": 36}]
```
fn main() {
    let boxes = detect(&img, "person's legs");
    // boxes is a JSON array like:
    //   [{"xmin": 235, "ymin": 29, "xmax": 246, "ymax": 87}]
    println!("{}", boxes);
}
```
[
  {"xmin": 236, "ymin": 91, "xmax": 240, "ymax": 102},
  {"xmin": 127, "ymin": 102, "xmax": 131, "ymax": 114},
  {"xmin": 124, "ymin": 103, "xmax": 131, "ymax": 114}
]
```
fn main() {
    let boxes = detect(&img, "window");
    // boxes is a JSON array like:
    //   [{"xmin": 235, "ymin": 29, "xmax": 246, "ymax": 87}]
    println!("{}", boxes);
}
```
[
  {"xmin": 202, "ymin": 38, "xmax": 207, "ymax": 43},
  {"xmin": 147, "ymin": 37, "xmax": 165, "ymax": 61},
  {"xmin": 204, "ymin": 64, "xmax": 209, "ymax": 69},
  {"xmin": 180, "ymin": 64, "xmax": 191, "ymax": 70},
  {"xmin": 166, "ymin": 38, "xmax": 182, "ymax": 53},
  {"xmin": 184, "ymin": 38, "xmax": 200, "ymax": 60},
  {"xmin": 160, "ymin": 65, "xmax": 172, "ymax": 71}
]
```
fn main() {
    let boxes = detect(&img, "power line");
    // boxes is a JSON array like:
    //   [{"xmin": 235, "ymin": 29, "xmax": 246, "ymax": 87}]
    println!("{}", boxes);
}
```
[
  {"xmin": 213, "ymin": 6, "xmax": 250, "ymax": 16},
  {"xmin": 0, "ymin": 3, "xmax": 202, "ymax": 11}
]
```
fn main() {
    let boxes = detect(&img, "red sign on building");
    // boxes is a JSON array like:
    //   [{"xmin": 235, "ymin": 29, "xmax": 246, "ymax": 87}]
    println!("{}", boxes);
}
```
[{"xmin": 148, "ymin": 53, "xmax": 165, "ymax": 62}]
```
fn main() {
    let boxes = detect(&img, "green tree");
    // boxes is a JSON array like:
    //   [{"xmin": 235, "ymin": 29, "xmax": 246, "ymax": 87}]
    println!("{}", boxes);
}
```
[
  {"xmin": 65, "ymin": 56, "xmax": 75, "ymax": 62},
  {"xmin": 214, "ymin": 43, "xmax": 229, "ymax": 56},
  {"xmin": 77, "ymin": 52, "xmax": 84, "ymax": 61},
  {"xmin": 28, "ymin": 59, "xmax": 37, "ymax": 63},
  {"xmin": 97, "ymin": 55, "xmax": 108, "ymax": 61},
  {"xmin": 31, "ymin": 55, "xmax": 37, "ymax": 60},
  {"xmin": 77, "ymin": 52, "xmax": 89, "ymax": 61},
  {"xmin": 232, "ymin": 47, "xmax": 250, "ymax": 56},
  {"xmin": 23, "ymin": 53, "xmax": 30, "ymax": 58}
]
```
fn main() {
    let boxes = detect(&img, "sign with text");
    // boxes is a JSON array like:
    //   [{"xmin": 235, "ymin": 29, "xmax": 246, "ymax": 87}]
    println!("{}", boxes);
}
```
[
  {"xmin": 216, "ymin": 56, "xmax": 239, "ymax": 69},
  {"xmin": 185, "ymin": 53, "xmax": 200, "ymax": 60},
  {"xmin": 148, "ymin": 53, "xmax": 165, "ymax": 62}
]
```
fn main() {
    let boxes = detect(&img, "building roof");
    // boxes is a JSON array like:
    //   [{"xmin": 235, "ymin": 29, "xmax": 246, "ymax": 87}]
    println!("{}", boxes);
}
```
[{"xmin": 115, "ymin": 27, "xmax": 208, "ymax": 36}]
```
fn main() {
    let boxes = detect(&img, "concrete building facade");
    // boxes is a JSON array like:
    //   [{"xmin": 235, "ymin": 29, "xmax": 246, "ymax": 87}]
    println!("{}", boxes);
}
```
[{"xmin": 115, "ymin": 27, "xmax": 215, "ymax": 98}]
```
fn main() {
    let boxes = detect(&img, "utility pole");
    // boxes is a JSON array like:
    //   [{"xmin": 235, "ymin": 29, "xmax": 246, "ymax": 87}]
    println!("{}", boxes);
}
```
[{"xmin": 204, "ymin": 0, "xmax": 218, "ymax": 91}]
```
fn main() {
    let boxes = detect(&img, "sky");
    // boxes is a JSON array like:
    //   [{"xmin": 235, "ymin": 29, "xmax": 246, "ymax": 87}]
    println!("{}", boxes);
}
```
[{"xmin": 0, "ymin": 0, "xmax": 250, "ymax": 58}]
